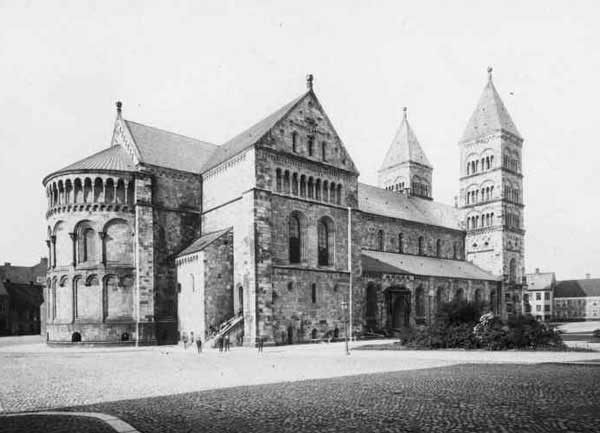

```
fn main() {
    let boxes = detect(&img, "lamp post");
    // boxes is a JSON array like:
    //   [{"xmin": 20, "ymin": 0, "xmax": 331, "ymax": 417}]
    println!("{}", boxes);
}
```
[{"xmin": 341, "ymin": 297, "xmax": 350, "ymax": 356}]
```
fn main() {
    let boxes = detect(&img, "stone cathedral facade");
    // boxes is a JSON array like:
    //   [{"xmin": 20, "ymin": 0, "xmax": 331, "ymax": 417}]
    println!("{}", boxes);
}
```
[{"xmin": 42, "ymin": 70, "xmax": 525, "ymax": 345}]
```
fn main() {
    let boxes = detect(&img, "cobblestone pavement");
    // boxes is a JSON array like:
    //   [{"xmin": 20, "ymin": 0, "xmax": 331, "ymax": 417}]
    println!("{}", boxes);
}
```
[{"xmin": 55, "ymin": 363, "xmax": 600, "ymax": 433}]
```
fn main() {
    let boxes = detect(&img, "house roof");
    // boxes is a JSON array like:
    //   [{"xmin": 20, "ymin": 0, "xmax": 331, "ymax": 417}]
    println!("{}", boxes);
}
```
[
  {"xmin": 45, "ymin": 145, "xmax": 136, "ymax": 181},
  {"xmin": 201, "ymin": 92, "xmax": 308, "ymax": 172},
  {"xmin": 177, "ymin": 228, "xmax": 232, "ymax": 258},
  {"xmin": 358, "ymin": 183, "xmax": 462, "ymax": 231},
  {"xmin": 380, "ymin": 109, "xmax": 431, "ymax": 171},
  {"xmin": 125, "ymin": 120, "xmax": 218, "ymax": 173},
  {"xmin": 0, "ymin": 261, "xmax": 46, "ymax": 286},
  {"xmin": 362, "ymin": 250, "xmax": 499, "ymax": 281},
  {"xmin": 554, "ymin": 279, "xmax": 600, "ymax": 298},
  {"xmin": 461, "ymin": 71, "xmax": 521, "ymax": 143},
  {"xmin": 525, "ymin": 272, "xmax": 555, "ymax": 291}
]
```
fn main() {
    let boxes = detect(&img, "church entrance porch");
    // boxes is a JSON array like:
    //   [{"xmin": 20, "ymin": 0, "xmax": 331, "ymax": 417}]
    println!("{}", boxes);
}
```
[{"xmin": 386, "ymin": 288, "xmax": 411, "ymax": 330}]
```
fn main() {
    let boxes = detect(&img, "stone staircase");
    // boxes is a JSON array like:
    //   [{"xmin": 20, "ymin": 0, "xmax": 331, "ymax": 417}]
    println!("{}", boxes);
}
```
[{"xmin": 205, "ymin": 314, "xmax": 244, "ymax": 348}]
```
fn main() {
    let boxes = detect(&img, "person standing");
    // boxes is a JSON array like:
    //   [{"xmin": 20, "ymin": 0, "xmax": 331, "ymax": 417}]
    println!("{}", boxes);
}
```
[
  {"xmin": 224, "ymin": 334, "xmax": 230, "ymax": 352},
  {"xmin": 196, "ymin": 337, "xmax": 202, "ymax": 354},
  {"xmin": 257, "ymin": 335, "xmax": 264, "ymax": 353},
  {"xmin": 218, "ymin": 335, "xmax": 224, "ymax": 352},
  {"xmin": 182, "ymin": 332, "xmax": 189, "ymax": 350}
]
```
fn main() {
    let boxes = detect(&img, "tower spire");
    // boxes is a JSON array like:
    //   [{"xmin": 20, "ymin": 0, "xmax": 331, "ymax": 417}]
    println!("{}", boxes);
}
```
[{"xmin": 487, "ymin": 66, "xmax": 493, "ymax": 82}]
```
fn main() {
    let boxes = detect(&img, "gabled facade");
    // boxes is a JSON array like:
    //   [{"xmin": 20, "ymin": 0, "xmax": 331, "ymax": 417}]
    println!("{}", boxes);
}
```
[{"xmin": 458, "ymin": 68, "xmax": 525, "ymax": 316}]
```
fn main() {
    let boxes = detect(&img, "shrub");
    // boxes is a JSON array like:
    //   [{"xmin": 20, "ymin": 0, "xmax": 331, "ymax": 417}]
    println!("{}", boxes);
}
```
[
  {"xmin": 473, "ymin": 312, "xmax": 508, "ymax": 350},
  {"xmin": 592, "ymin": 329, "xmax": 600, "ymax": 339}
]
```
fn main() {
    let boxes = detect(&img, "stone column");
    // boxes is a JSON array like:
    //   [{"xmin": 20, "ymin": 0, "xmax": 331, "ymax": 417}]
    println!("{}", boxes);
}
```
[
  {"xmin": 69, "ymin": 233, "xmax": 77, "ymax": 266},
  {"xmin": 99, "ymin": 232, "xmax": 107, "ymax": 266}
]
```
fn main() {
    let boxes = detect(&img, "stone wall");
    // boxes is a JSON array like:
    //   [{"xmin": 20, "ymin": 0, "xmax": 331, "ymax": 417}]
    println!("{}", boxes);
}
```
[{"xmin": 203, "ymin": 230, "xmax": 235, "ymax": 333}]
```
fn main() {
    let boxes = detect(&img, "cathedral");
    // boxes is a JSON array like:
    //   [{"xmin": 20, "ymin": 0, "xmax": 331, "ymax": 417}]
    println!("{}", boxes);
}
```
[{"xmin": 42, "ymin": 69, "xmax": 525, "ymax": 345}]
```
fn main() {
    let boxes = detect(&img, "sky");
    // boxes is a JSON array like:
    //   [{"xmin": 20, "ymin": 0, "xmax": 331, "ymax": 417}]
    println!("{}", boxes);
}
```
[{"xmin": 0, "ymin": 0, "xmax": 598, "ymax": 280}]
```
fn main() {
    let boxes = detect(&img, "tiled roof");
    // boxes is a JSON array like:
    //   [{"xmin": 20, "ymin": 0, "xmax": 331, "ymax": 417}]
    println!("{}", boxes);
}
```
[
  {"xmin": 201, "ymin": 92, "xmax": 308, "ymax": 172},
  {"xmin": 0, "ymin": 261, "xmax": 47, "ymax": 286},
  {"xmin": 358, "ymin": 183, "xmax": 462, "ymax": 231},
  {"xmin": 125, "ymin": 120, "xmax": 218, "ymax": 173},
  {"xmin": 525, "ymin": 272, "xmax": 555, "ymax": 291},
  {"xmin": 554, "ymin": 279, "xmax": 600, "ymax": 298},
  {"xmin": 362, "ymin": 250, "xmax": 499, "ymax": 281},
  {"xmin": 45, "ymin": 145, "xmax": 136, "ymax": 180},
  {"xmin": 177, "ymin": 228, "xmax": 232, "ymax": 258},
  {"xmin": 380, "ymin": 111, "xmax": 431, "ymax": 170},
  {"xmin": 461, "ymin": 76, "xmax": 521, "ymax": 143}
]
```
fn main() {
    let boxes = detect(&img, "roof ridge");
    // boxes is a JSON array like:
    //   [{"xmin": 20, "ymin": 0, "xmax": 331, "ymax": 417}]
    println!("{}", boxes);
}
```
[{"xmin": 124, "ymin": 119, "xmax": 216, "ymax": 146}]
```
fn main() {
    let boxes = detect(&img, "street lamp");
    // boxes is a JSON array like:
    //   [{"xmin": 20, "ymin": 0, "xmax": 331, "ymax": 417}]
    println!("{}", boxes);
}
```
[{"xmin": 341, "ymin": 297, "xmax": 350, "ymax": 356}]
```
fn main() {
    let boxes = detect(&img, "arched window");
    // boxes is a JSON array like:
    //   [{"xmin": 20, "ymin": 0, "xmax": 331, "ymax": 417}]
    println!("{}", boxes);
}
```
[
  {"xmin": 453, "ymin": 242, "xmax": 458, "ymax": 259},
  {"xmin": 308, "ymin": 135, "xmax": 314, "ymax": 156},
  {"xmin": 322, "ymin": 180, "xmax": 329, "ymax": 202},
  {"xmin": 315, "ymin": 179, "xmax": 321, "ymax": 200},
  {"xmin": 289, "ymin": 215, "xmax": 301, "ymax": 264},
  {"xmin": 336, "ymin": 184, "xmax": 342, "ymax": 205},
  {"xmin": 490, "ymin": 155, "xmax": 494, "ymax": 167},
  {"xmin": 455, "ymin": 288, "xmax": 464, "ymax": 301},
  {"xmin": 398, "ymin": 233, "xmax": 404, "ymax": 253},
  {"xmin": 467, "ymin": 217, "xmax": 470, "ymax": 230},
  {"xmin": 415, "ymin": 286, "xmax": 425, "ymax": 317},
  {"xmin": 311, "ymin": 283, "xmax": 317, "ymax": 303},
  {"xmin": 471, "ymin": 161, "xmax": 476, "ymax": 173},
  {"xmin": 475, "ymin": 289, "xmax": 482, "ymax": 303},
  {"xmin": 283, "ymin": 171, "xmax": 290, "ymax": 194},
  {"xmin": 418, "ymin": 236, "xmax": 424, "ymax": 255},
  {"xmin": 466, "ymin": 192, "xmax": 470, "ymax": 205},
  {"xmin": 275, "ymin": 168, "xmax": 282, "ymax": 192},
  {"xmin": 436, "ymin": 239, "xmax": 442, "ymax": 257},
  {"xmin": 105, "ymin": 178, "xmax": 115, "ymax": 203},
  {"xmin": 292, "ymin": 173, "xmax": 298, "ymax": 196},
  {"xmin": 330, "ymin": 182, "xmax": 335, "ymax": 204},
  {"xmin": 308, "ymin": 177, "xmax": 314, "ymax": 199},
  {"xmin": 377, "ymin": 230, "xmax": 384, "ymax": 251},
  {"xmin": 321, "ymin": 142, "xmax": 327, "ymax": 161},
  {"xmin": 509, "ymin": 258, "xmax": 516, "ymax": 283},
  {"xmin": 490, "ymin": 213, "xmax": 494, "ymax": 225},
  {"xmin": 300, "ymin": 175, "xmax": 306, "ymax": 197},
  {"xmin": 291, "ymin": 131, "xmax": 298, "ymax": 153},
  {"xmin": 317, "ymin": 218, "xmax": 333, "ymax": 266},
  {"xmin": 486, "ymin": 156, "xmax": 490, "ymax": 170}
]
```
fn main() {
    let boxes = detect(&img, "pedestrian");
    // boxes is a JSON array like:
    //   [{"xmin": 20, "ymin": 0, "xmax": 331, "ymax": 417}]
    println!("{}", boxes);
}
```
[
  {"xmin": 196, "ymin": 337, "xmax": 202, "ymax": 354},
  {"xmin": 182, "ymin": 332, "xmax": 189, "ymax": 350},
  {"xmin": 218, "ymin": 335, "xmax": 224, "ymax": 352},
  {"xmin": 190, "ymin": 331, "xmax": 195, "ymax": 346},
  {"xmin": 257, "ymin": 335, "xmax": 264, "ymax": 353},
  {"xmin": 224, "ymin": 334, "xmax": 230, "ymax": 352}
]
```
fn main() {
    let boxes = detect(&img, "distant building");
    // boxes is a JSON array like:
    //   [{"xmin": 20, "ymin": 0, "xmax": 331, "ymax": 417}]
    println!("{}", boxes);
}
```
[
  {"xmin": 0, "ymin": 259, "xmax": 47, "ymax": 335},
  {"xmin": 523, "ymin": 268, "xmax": 555, "ymax": 321},
  {"xmin": 553, "ymin": 275, "xmax": 600, "ymax": 321}
]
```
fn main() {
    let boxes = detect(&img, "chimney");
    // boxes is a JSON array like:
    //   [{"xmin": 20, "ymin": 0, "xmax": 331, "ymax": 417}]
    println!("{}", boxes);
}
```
[
  {"xmin": 586, "ymin": 273, "xmax": 591, "ymax": 280},
  {"xmin": 535, "ymin": 268, "xmax": 540, "ymax": 274},
  {"xmin": 3, "ymin": 262, "xmax": 10, "ymax": 267}
]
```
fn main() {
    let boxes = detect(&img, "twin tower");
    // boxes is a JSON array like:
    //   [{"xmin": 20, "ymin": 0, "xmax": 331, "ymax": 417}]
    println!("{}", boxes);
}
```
[{"xmin": 378, "ymin": 68, "xmax": 525, "ymax": 292}]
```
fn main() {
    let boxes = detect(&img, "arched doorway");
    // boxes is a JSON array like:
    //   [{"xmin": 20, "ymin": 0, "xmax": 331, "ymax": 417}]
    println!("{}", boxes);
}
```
[{"xmin": 389, "ymin": 289, "xmax": 411, "ymax": 329}]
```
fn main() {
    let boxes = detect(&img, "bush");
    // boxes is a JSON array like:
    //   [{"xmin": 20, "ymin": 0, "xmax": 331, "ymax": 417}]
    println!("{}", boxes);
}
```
[
  {"xmin": 592, "ymin": 329, "xmax": 600, "ymax": 339},
  {"xmin": 474, "ymin": 313, "xmax": 565, "ymax": 350}
]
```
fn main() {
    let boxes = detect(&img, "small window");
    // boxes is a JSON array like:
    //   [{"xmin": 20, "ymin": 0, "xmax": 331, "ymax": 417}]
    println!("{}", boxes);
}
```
[
  {"xmin": 418, "ymin": 236, "xmax": 424, "ymax": 255},
  {"xmin": 377, "ymin": 230, "xmax": 384, "ymax": 251},
  {"xmin": 311, "ymin": 283, "xmax": 317, "ymax": 303},
  {"xmin": 287, "ymin": 282, "xmax": 294, "ymax": 291},
  {"xmin": 321, "ymin": 142, "xmax": 327, "ymax": 161},
  {"xmin": 398, "ymin": 233, "xmax": 404, "ymax": 254},
  {"xmin": 436, "ymin": 239, "xmax": 441, "ymax": 257},
  {"xmin": 292, "ymin": 131, "xmax": 298, "ymax": 153}
]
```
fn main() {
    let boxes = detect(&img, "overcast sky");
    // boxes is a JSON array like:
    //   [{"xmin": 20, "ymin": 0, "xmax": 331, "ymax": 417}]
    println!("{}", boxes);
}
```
[{"xmin": 1, "ymin": 0, "xmax": 598, "ymax": 280}]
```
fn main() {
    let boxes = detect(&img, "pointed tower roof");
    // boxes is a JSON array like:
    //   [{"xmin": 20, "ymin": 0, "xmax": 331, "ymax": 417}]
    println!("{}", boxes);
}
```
[
  {"xmin": 380, "ymin": 107, "xmax": 432, "ymax": 171},
  {"xmin": 461, "ymin": 67, "xmax": 521, "ymax": 143}
]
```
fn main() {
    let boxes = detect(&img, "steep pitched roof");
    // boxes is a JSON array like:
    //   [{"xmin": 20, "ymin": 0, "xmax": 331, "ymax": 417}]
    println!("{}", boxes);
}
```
[
  {"xmin": 525, "ymin": 271, "xmax": 555, "ymax": 291},
  {"xmin": 554, "ymin": 279, "xmax": 600, "ymax": 298},
  {"xmin": 461, "ymin": 71, "xmax": 521, "ymax": 143},
  {"xmin": 380, "ymin": 109, "xmax": 431, "ymax": 170},
  {"xmin": 201, "ymin": 92, "xmax": 308, "ymax": 172},
  {"xmin": 124, "ymin": 120, "xmax": 218, "ymax": 173},
  {"xmin": 358, "ymin": 183, "xmax": 462, "ymax": 231},
  {"xmin": 177, "ymin": 228, "xmax": 232, "ymax": 258},
  {"xmin": 362, "ymin": 250, "xmax": 498, "ymax": 281},
  {"xmin": 44, "ymin": 145, "xmax": 136, "ymax": 182}
]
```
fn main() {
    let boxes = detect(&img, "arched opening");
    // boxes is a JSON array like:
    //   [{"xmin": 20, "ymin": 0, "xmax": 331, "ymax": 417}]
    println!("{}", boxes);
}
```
[
  {"xmin": 71, "ymin": 332, "xmax": 81, "ymax": 342},
  {"xmin": 289, "ymin": 214, "xmax": 301, "ymax": 264},
  {"xmin": 311, "ymin": 329, "xmax": 317, "ymax": 340},
  {"xmin": 307, "ymin": 177, "xmax": 314, "ymax": 199},
  {"xmin": 121, "ymin": 332, "xmax": 130, "ymax": 342},
  {"xmin": 366, "ymin": 283, "xmax": 378, "ymax": 329},
  {"xmin": 322, "ymin": 180, "xmax": 329, "ymax": 202},
  {"xmin": 336, "ymin": 184, "xmax": 342, "ymax": 205},
  {"xmin": 275, "ymin": 168, "xmax": 282, "ymax": 192},
  {"xmin": 398, "ymin": 233, "xmax": 404, "ymax": 253},
  {"xmin": 311, "ymin": 283, "xmax": 317, "ymax": 303},
  {"xmin": 283, "ymin": 171, "xmax": 290, "ymax": 194},
  {"xmin": 291, "ymin": 131, "xmax": 298, "ymax": 152},
  {"xmin": 74, "ymin": 178, "xmax": 83, "ymax": 204},
  {"xmin": 317, "ymin": 217, "xmax": 334, "ymax": 266},
  {"xmin": 105, "ymin": 178, "xmax": 115, "ymax": 203},
  {"xmin": 474, "ymin": 289, "xmax": 482, "ymax": 303},
  {"xmin": 330, "ymin": 182, "xmax": 335, "ymax": 204},
  {"xmin": 455, "ymin": 288, "xmax": 464, "ymax": 301},
  {"xmin": 291, "ymin": 173, "xmax": 298, "ymax": 195},
  {"xmin": 238, "ymin": 286, "xmax": 244, "ymax": 315},
  {"xmin": 436, "ymin": 239, "xmax": 442, "ymax": 257},
  {"xmin": 377, "ymin": 230, "xmax": 384, "ymax": 251},
  {"xmin": 391, "ymin": 291, "xmax": 411, "ymax": 329},
  {"xmin": 418, "ymin": 236, "xmax": 424, "ymax": 255},
  {"xmin": 315, "ymin": 179, "xmax": 321, "ymax": 200},
  {"xmin": 300, "ymin": 175, "xmax": 306, "ymax": 197},
  {"xmin": 436, "ymin": 287, "xmax": 446, "ymax": 312},
  {"xmin": 415, "ymin": 286, "xmax": 425, "ymax": 318},
  {"xmin": 509, "ymin": 258, "xmax": 516, "ymax": 283},
  {"xmin": 93, "ymin": 178, "xmax": 103, "ymax": 202},
  {"xmin": 116, "ymin": 179, "xmax": 126, "ymax": 203}
]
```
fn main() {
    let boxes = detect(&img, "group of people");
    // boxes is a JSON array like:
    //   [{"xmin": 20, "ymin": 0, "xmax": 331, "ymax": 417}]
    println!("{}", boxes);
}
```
[
  {"xmin": 182, "ymin": 332, "xmax": 202, "ymax": 354},
  {"xmin": 217, "ymin": 334, "xmax": 232, "ymax": 352}
]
